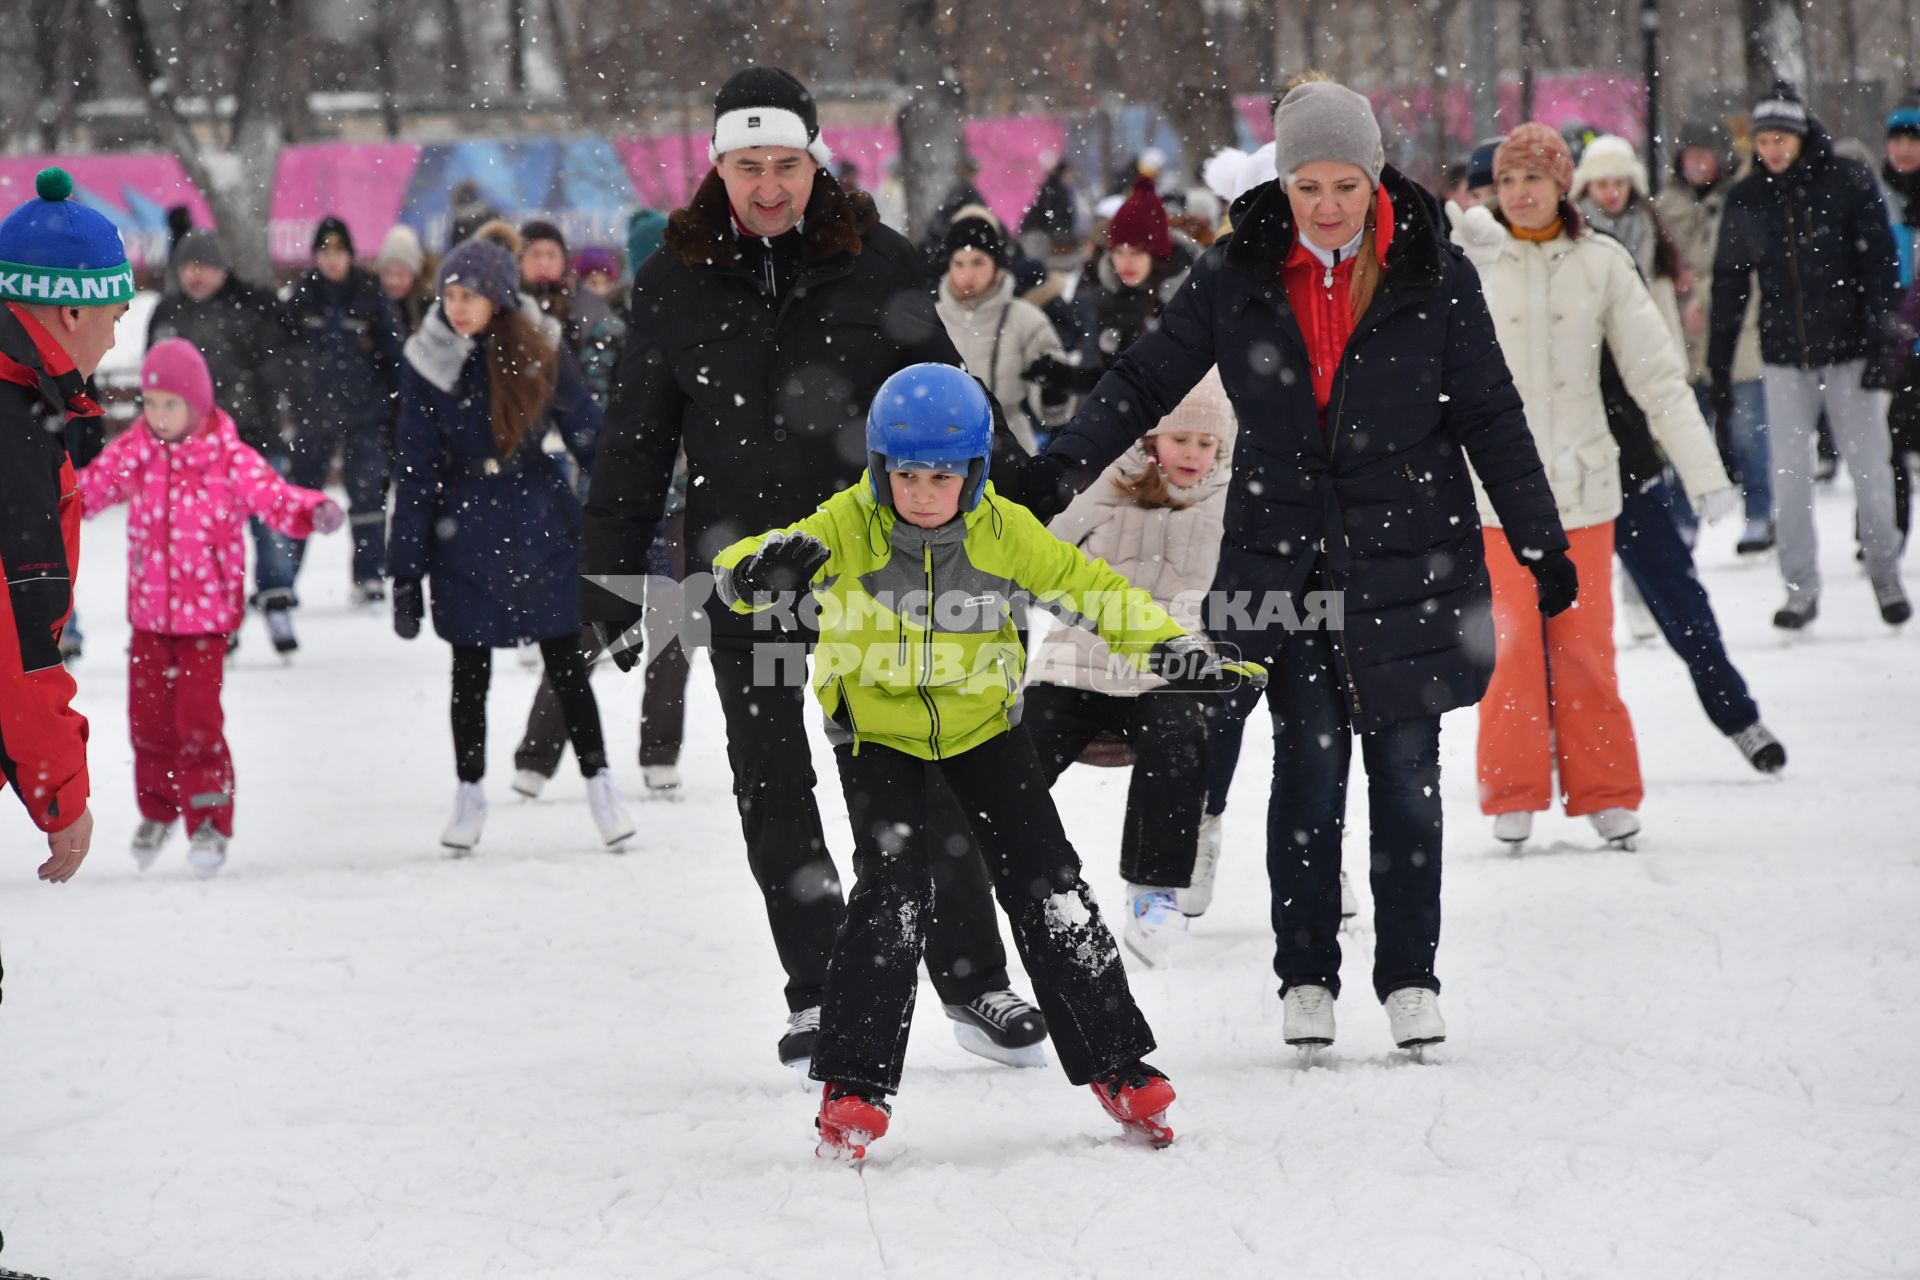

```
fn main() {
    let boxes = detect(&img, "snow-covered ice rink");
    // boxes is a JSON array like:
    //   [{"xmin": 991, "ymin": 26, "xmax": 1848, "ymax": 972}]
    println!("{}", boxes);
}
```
[{"xmin": 4, "ymin": 479, "xmax": 1918, "ymax": 1279}]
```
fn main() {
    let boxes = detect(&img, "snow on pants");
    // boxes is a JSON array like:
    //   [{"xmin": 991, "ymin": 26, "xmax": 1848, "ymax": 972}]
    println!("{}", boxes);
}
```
[
  {"xmin": 810, "ymin": 731, "xmax": 1156, "ymax": 1094},
  {"xmin": 1479, "ymin": 523, "xmax": 1643, "ymax": 818},
  {"xmin": 129, "ymin": 630, "xmax": 234, "ymax": 837},
  {"xmin": 1022, "ymin": 681, "xmax": 1212, "ymax": 888},
  {"xmin": 1615, "ymin": 472, "xmax": 1760, "ymax": 737},
  {"xmin": 288, "ymin": 415, "xmax": 389, "ymax": 585},
  {"xmin": 708, "ymin": 644, "xmax": 1009, "ymax": 1015},
  {"xmin": 1763, "ymin": 361, "xmax": 1901, "ymax": 593}
]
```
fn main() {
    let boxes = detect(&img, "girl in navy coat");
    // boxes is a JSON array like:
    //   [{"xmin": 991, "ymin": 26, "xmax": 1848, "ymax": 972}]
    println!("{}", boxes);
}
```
[{"xmin": 388, "ymin": 222, "xmax": 635, "ymax": 855}]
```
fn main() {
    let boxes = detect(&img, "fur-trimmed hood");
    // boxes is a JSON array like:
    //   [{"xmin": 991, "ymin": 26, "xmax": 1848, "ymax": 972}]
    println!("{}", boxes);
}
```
[{"xmin": 664, "ymin": 168, "xmax": 880, "ymax": 271}]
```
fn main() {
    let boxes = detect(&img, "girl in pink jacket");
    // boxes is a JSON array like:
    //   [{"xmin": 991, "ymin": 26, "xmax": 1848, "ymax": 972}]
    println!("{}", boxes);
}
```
[{"xmin": 78, "ymin": 338, "xmax": 343, "ymax": 876}]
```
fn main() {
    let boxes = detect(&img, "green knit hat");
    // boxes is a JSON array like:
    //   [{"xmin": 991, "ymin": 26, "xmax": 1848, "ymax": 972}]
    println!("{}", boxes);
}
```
[{"xmin": 0, "ymin": 168, "xmax": 136, "ymax": 306}]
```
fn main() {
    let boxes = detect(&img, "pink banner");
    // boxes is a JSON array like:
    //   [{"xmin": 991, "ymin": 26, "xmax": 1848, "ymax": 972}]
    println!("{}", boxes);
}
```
[
  {"xmin": 1235, "ymin": 74, "xmax": 1648, "ymax": 154},
  {"xmin": 0, "ymin": 154, "xmax": 213, "ymax": 269},
  {"xmin": 269, "ymin": 141, "xmax": 421, "ymax": 265},
  {"xmin": 616, "ymin": 116, "xmax": 1065, "ymax": 231}
]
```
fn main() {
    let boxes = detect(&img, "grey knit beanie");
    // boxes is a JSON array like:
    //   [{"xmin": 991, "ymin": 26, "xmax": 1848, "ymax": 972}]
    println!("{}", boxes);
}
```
[{"xmin": 1273, "ymin": 81, "xmax": 1385, "ymax": 186}]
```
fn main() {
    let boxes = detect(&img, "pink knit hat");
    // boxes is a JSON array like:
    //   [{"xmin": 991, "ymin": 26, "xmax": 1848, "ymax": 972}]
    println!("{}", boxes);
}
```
[{"xmin": 141, "ymin": 337, "xmax": 215, "ymax": 425}]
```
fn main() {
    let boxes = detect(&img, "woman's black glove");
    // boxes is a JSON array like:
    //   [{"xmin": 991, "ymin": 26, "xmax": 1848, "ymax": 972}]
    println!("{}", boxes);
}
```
[
  {"xmin": 1524, "ymin": 548, "xmax": 1580, "ymax": 617},
  {"xmin": 1001, "ymin": 452, "xmax": 1078, "ymax": 522},
  {"xmin": 392, "ymin": 579, "xmax": 423, "ymax": 640},
  {"xmin": 589, "ymin": 619, "xmax": 643, "ymax": 673}
]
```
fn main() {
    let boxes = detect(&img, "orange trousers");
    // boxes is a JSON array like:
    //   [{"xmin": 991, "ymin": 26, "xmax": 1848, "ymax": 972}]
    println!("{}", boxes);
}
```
[{"xmin": 1478, "ymin": 523, "xmax": 1644, "ymax": 817}]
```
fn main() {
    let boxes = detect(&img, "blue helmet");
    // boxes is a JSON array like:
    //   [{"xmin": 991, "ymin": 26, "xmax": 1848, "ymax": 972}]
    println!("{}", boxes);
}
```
[{"xmin": 866, "ymin": 363, "xmax": 994, "ymax": 512}]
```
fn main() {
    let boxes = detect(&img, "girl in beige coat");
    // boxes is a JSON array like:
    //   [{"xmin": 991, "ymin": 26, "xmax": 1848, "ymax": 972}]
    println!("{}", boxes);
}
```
[
  {"xmin": 1023, "ymin": 369, "xmax": 1234, "ymax": 966},
  {"xmin": 1450, "ymin": 124, "xmax": 1735, "ymax": 850}
]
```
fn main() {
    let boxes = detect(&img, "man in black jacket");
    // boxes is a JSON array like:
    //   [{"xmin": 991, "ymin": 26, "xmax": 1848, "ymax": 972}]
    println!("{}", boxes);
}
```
[
  {"xmin": 148, "ymin": 229, "xmax": 309, "ymax": 650},
  {"xmin": 582, "ymin": 67, "xmax": 1046, "ymax": 1072},
  {"xmin": 1708, "ymin": 83, "xmax": 1909, "ymax": 628}
]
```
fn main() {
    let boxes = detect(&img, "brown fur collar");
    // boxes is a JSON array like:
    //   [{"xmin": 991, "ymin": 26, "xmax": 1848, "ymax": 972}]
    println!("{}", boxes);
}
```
[{"xmin": 664, "ymin": 168, "xmax": 879, "ymax": 270}]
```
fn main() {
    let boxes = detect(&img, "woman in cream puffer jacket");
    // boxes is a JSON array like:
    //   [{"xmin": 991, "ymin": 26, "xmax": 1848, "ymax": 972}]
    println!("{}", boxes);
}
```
[
  {"xmin": 1023, "ymin": 368, "xmax": 1236, "ymax": 967},
  {"xmin": 1450, "ymin": 123, "xmax": 1733, "ymax": 851}
]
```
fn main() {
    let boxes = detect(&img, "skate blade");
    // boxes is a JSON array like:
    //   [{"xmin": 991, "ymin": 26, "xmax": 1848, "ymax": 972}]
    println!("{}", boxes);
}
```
[
  {"xmin": 1292, "ymin": 1043, "xmax": 1330, "ymax": 1069},
  {"xmin": 442, "ymin": 841, "xmax": 476, "ymax": 859},
  {"xmin": 1396, "ymin": 1038, "xmax": 1445, "ymax": 1063},
  {"xmin": 951, "ymin": 1023, "xmax": 1048, "ymax": 1069},
  {"xmin": 815, "ymin": 1128, "xmax": 877, "ymax": 1161},
  {"xmin": 601, "ymin": 830, "xmax": 634, "ymax": 852},
  {"xmin": 1606, "ymin": 836, "xmax": 1638, "ymax": 852},
  {"xmin": 786, "ymin": 1059, "xmax": 816, "ymax": 1089},
  {"xmin": 1119, "ymin": 1113, "xmax": 1175, "ymax": 1148}
]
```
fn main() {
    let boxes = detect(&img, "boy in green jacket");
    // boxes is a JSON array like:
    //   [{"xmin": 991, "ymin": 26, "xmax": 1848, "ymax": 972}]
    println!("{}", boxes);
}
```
[{"xmin": 714, "ymin": 364, "xmax": 1265, "ymax": 1158}]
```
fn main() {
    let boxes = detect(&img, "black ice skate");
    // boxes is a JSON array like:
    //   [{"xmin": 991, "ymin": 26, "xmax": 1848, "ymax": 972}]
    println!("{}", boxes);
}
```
[{"xmin": 942, "ymin": 989, "xmax": 1048, "ymax": 1068}]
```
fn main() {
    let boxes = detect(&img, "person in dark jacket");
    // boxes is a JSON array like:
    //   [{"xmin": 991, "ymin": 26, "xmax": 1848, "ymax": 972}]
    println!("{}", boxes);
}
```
[
  {"xmin": 0, "ymin": 166, "xmax": 129, "ymax": 886},
  {"xmin": 1708, "ymin": 83, "xmax": 1909, "ymax": 628},
  {"xmin": 581, "ymin": 65, "xmax": 1047, "ymax": 1075},
  {"xmin": 388, "ymin": 224, "xmax": 634, "ymax": 856},
  {"xmin": 148, "ymin": 228, "xmax": 311, "ymax": 652},
  {"xmin": 1019, "ymin": 80, "xmax": 1571, "ymax": 1058},
  {"xmin": 285, "ymin": 215, "xmax": 404, "ymax": 605}
]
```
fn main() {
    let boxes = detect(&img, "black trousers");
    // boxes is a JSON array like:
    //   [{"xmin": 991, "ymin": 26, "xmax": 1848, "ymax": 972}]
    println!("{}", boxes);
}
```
[
  {"xmin": 811, "ymin": 731, "xmax": 1156, "ymax": 1093},
  {"xmin": 708, "ymin": 644, "xmax": 1009, "ymax": 1013},
  {"xmin": 1891, "ymin": 382, "xmax": 1920, "ymax": 546},
  {"xmin": 516, "ymin": 514, "xmax": 691, "ymax": 775},
  {"xmin": 451, "ymin": 639, "xmax": 607, "ymax": 784},
  {"xmin": 1022, "ymin": 682, "xmax": 1212, "ymax": 888}
]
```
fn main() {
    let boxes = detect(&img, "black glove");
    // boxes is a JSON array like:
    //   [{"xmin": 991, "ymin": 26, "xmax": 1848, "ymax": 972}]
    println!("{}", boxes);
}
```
[
  {"xmin": 589, "ymin": 619, "xmax": 643, "ymax": 673},
  {"xmin": 1524, "ymin": 548, "xmax": 1580, "ymax": 617},
  {"xmin": 1145, "ymin": 635, "xmax": 1270, "ymax": 693},
  {"xmin": 1022, "ymin": 354, "xmax": 1103, "ymax": 396},
  {"xmin": 732, "ymin": 532, "xmax": 831, "ymax": 601},
  {"xmin": 1002, "ymin": 452, "xmax": 1079, "ymax": 522},
  {"xmin": 392, "ymin": 578, "xmax": 423, "ymax": 640},
  {"xmin": 1708, "ymin": 371, "xmax": 1734, "ymax": 433}
]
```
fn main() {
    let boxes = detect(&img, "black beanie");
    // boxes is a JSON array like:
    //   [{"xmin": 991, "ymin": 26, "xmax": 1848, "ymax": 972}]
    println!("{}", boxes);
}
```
[
  {"xmin": 708, "ymin": 66, "xmax": 832, "ymax": 167},
  {"xmin": 312, "ymin": 214, "xmax": 355, "ymax": 258},
  {"xmin": 943, "ymin": 215, "xmax": 1005, "ymax": 264},
  {"xmin": 1752, "ymin": 80, "xmax": 1811, "ymax": 138},
  {"xmin": 520, "ymin": 219, "xmax": 568, "ymax": 256}
]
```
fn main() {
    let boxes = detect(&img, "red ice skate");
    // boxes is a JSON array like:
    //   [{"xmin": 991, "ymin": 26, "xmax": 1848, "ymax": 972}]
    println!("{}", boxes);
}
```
[
  {"xmin": 1090, "ymin": 1061, "xmax": 1176, "ymax": 1147},
  {"xmin": 814, "ymin": 1083, "xmax": 891, "ymax": 1160}
]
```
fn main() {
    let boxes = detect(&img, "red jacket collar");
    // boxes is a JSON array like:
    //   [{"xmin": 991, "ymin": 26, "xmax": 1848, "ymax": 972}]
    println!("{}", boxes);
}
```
[{"xmin": 0, "ymin": 302, "xmax": 104, "ymax": 420}]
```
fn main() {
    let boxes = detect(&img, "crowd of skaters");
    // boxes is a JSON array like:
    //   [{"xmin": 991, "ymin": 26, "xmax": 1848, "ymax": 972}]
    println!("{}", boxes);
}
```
[{"xmin": 3, "ymin": 61, "xmax": 1917, "ymax": 1160}]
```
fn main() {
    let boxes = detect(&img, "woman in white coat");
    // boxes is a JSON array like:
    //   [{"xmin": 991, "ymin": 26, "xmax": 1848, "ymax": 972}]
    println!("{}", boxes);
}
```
[{"xmin": 1449, "ymin": 123, "xmax": 1735, "ymax": 850}]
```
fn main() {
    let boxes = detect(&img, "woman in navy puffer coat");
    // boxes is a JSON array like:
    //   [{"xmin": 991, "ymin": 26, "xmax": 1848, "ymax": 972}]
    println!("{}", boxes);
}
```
[{"xmin": 388, "ymin": 223, "xmax": 634, "ymax": 855}]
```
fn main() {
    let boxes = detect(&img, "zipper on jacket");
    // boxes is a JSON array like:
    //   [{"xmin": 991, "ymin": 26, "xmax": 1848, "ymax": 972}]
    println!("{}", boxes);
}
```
[
  {"xmin": 1324, "ymin": 365, "xmax": 1365, "ymax": 719},
  {"xmin": 921, "ymin": 544, "xmax": 942, "ymax": 758},
  {"xmin": 164, "ymin": 446, "xmax": 176, "ymax": 635},
  {"xmin": 1779, "ymin": 191, "xmax": 1812, "ymax": 364}
]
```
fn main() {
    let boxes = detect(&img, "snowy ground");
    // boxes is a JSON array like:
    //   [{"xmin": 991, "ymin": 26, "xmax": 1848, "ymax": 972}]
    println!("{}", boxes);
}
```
[{"xmin": 3, "ymin": 480, "xmax": 1918, "ymax": 1280}]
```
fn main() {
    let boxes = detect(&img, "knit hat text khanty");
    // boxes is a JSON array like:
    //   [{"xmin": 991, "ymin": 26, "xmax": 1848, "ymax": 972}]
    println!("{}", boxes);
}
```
[{"xmin": 0, "ymin": 167, "xmax": 135, "ymax": 306}]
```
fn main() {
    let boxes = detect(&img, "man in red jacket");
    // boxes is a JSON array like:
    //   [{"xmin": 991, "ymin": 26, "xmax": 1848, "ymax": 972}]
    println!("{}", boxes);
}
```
[{"xmin": 0, "ymin": 167, "xmax": 134, "ymax": 887}]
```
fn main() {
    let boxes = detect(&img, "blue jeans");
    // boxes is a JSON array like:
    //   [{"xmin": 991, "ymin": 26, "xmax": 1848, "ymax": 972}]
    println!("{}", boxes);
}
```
[
  {"xmin": 1694, "ymin": 378, "xmax": 1772, "ymax": 523},
  {"xmin": 288, "ymin": 416, "xmax": 390, "ymax": 585},
  {"xmin": 1216, "ymin": 592, "xmax": 1445, "ymax": 1002},
  {"xmin": 1615, "ymin": 472, "xmax": 1759, "ymax": 736},
  {"xmin": 248, "ymin": 454, "xmax": 300, "ymax": 607}
]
